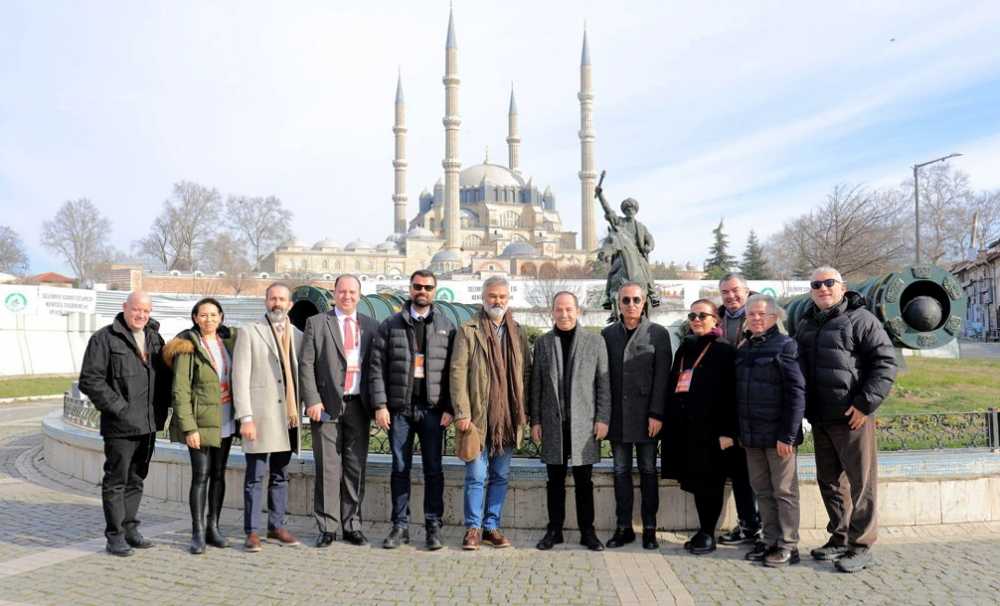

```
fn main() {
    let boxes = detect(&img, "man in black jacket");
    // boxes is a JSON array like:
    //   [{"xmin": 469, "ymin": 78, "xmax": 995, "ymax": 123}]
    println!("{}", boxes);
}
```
[
  {"xmin": 794, "ymin": 267, "xmax": 897, "ymax": 573},
  {"xmin": 369, "ymin": 270, "xmax": 455, "ymax": 551},
  {"xmin": 78, "ymin": 291, "xmax": 170, "ymax": 557}
]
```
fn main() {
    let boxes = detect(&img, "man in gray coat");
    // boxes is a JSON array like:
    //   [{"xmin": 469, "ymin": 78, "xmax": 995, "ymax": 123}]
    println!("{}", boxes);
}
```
[
  {"xmin": 299, "ymin": 274, "xmax": 379, "ymax": 547},
  {"xmin": 232, "ymin": 282, "xmax": 302, "ymax": 553},
  {"xmin": 601, "ymin": 282, "xmax": 671, "ymax": 549},
  {"xmin": 530, "ymin": 292, "xmax": 610, "ymax": 551}
]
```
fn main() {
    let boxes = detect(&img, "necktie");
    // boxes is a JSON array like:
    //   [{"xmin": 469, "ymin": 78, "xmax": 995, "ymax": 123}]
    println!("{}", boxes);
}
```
[{"xmin": 344, "ymin": 316, "xmax": 357, "ymax": 393}]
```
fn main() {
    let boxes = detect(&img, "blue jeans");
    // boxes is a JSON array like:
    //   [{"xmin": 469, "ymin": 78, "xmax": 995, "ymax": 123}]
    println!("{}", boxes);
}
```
[
  {"xmin": 389, "ymin": 409, "xmax": 445, "ymax": 528},
  {"xmin": 463, "ymin": 446, "xmax": 513, "ymax": 531}
]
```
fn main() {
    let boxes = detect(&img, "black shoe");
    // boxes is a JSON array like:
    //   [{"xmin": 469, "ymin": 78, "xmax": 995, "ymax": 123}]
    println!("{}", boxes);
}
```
[
  {"xmin": 811, "ymin": 539, "xmax": 849, "ymax": 561},
  {"xmin": 605, "ymin": 527, "xmax": 636, "ymax": 548},
  {"xmin": 642, "ymin": 528, "xmax": 659, "ymax": 550},
  {"xmin": 718, "ymin": 524, "xmax": 757, "ymax": 545},
  {"xmin": 125, "ymin": 532, "xmax": 153, "ymax": 549},
  {"xmin": 315, "ymin": 532, "xmax": 336, "ymax": 548},
  {"xmin": 536, "ymin": 529, "xmax": 564, "ymax": 551},
  {"xmin": 580, "ymin": 529, "xmax": 604, "ymax": 552},
  {"xmin": 382, "ymin": 527, "xmax": 409, "ymax": 549},
  {"xmin": 688, "ymin": 531, "xmax": 716, "ymax": 555},
  {"xmin": 425, "ymin": 526, "xmax": 443, "ymax": 551},
  {"xmin": 105, "ymin": 541, "xmax": 134, "ymax": 557},
  {"xmin": 835, "ymin": 548, "xmax": 874, "ymax": 573},
  {"xmin": 343, "ymin": 530, "xmax": 368, "ymax": 546},
  {"xmin": 205, "ymin": 523, "xmax": 229, "ymax": 549},
  {"xmin": 744, "ymin": 542, "xmax": 770, "ymax": 562},
  {"xmin": 764, "ymin": 547, "xmax": 800, "ymax": 568}
]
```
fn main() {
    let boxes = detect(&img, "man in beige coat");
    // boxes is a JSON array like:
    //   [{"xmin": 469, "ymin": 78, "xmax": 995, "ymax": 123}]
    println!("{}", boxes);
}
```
[{"xmin": 232, "ymin": 283, "xmax": 303, "ymax": 552}]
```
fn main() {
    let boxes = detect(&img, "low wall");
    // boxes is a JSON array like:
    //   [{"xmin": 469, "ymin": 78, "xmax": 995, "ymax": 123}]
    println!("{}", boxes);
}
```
[{"xmin": 42, "ymin": 411, "xmax": 1000, "ymax": 530}]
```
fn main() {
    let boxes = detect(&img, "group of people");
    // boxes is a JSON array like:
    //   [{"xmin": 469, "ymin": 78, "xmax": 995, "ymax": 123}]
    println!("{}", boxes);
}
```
[{"xmin": 77, "ymin": 265, "xmax": 895, "ymax": 574}]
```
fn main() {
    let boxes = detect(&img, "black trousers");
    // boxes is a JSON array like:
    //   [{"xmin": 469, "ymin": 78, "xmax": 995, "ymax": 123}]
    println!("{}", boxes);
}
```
[
  {"xmin": 693, "ymin": 482, "xmax": 726, "ymax": 534},
  {"xmin": 546, "ymin": 463, "xmax": 595, "ymax": 532},
  {"xmin": 721, "ymin": 444, "xmax": 760, "ymax": 530},
  {"xmin": 101, "ymin": 433, "xmax": 155, "ymax": 542},
  {"xmin": 188, "ymin": 437, "xmax": 233, "ymax": 523}
]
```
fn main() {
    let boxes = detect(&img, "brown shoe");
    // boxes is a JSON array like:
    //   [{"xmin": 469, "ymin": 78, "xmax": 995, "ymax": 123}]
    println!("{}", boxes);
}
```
[
  {"xmin": 482, "ymin": 529, "xmax": 512, "ymax": 549},
  {"xmin": 267, "ymin": 528, "xmax": 301, "ymax": 546},
  {"xmin": 462, "ymin": 528, "xmax": 482, "ymax": 551},
  {"xmin": 244, "ymin": 533, "xmax": 262, "ymax": 553}
]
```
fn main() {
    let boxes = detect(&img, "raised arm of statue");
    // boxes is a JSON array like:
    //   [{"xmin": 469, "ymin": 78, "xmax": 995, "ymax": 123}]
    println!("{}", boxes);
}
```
[{"xmin": 596, "ymin": 186, "xmax": 618, "ymax": 228}]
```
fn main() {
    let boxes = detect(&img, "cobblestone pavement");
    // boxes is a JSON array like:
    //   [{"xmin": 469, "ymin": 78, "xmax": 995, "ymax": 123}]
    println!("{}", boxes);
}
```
[{"xmin": 2, "ymin": 400, "xmax": 1000, "ymax": 605}]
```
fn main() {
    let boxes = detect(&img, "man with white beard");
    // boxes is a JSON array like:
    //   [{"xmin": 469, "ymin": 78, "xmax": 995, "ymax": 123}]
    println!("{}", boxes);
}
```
[
  {"xmin": 451, "ymin": 276, "xmax": 532, "ymax": 550},
  {"xmin": 232, "ymin": 282, "xmax": 303, "ymax": 552}
]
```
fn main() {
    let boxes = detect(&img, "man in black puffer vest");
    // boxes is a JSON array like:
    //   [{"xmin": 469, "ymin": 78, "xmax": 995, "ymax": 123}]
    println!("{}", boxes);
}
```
[
  {"xmin": 794, "ymin": 267, "xmax": 897, "ymax": 573},
  {"xmin": 369, "ymin": 270, "xmax": 456, "ymax": 551}
]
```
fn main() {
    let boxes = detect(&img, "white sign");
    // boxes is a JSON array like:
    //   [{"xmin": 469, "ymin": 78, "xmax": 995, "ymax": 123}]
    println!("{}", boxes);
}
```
[{"xmin": 0, "ymin": 285, "xmax": 97, "ymax": 316}]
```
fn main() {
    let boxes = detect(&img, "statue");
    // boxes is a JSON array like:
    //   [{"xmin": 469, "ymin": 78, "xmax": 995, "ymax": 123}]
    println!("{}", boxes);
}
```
[{"xmin": 595, "ymin": 170, "xmax": 660, "ymax": 315}]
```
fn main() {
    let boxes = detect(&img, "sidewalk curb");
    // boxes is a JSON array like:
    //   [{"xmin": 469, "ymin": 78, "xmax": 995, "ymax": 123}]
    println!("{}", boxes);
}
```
[{"xmin": 0, "ymin": 394, "xmax": 64, "ymax": 404}]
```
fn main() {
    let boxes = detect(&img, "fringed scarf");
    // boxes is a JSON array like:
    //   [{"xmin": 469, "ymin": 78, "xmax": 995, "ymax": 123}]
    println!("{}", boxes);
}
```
[{"xmin": 480, "ymin": 310, "xmax": 526, "ymax": 455}]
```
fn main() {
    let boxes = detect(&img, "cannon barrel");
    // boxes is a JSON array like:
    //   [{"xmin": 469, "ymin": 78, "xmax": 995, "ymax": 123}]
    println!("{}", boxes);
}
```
[
  {"xmin": 782, "ymin": 265, "xmax": 966, "ymax": 350},
  {"xmin": 289, "ymin": 285, "xmax": 479, "ymax": 331}
]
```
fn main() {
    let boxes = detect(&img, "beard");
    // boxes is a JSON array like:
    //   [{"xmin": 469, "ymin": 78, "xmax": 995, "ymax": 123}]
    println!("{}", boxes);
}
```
[
  {"xmin": 486, "ymin": 304, "xmax": 506, "ymax": 321},
  {"xmin": 267, "ymin": 307, "xmax": 288, "ymax": 325}
]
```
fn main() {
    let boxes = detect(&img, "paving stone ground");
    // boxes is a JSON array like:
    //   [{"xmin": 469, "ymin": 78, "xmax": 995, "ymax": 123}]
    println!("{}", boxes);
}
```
[{"xmin": 1, "ymin": 399, "xmax": 999, "ymax": 605}]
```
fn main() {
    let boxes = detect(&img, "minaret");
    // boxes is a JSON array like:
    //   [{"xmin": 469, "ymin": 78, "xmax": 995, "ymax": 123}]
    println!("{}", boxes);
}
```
[
  {"xmin": 506, "ymin": 84, "xmax": 521, "ymax": 175},
  {"xmin": 578, "ymin": 27, "xmax": 598, "ymax": 251},
  {"xmin": 442, "ymin": 8, "xmax": 462, "ymax": 252},
  {"xmin": 392, "ymin": 70, "xmax": 408, "ymax": 234}
]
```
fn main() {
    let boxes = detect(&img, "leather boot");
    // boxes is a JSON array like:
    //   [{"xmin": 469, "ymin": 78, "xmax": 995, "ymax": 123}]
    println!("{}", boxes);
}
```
[
  {"xmin": 205, "ymin": 478, "xmax": 229, "ymax": 548},
  {"xmin": 189, "ymin": 479, "xmax": 207, "ymax": 555}
]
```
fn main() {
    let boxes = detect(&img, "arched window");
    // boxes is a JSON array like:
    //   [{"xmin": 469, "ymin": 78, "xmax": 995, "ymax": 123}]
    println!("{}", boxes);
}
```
[{"xmin": 463, "ymin": 235, "xmax": 482, "ymax": 249}]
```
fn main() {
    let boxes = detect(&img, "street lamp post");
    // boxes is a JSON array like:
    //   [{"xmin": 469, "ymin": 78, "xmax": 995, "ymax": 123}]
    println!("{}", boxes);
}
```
[{"xmin": 914, "ymin": 153, "xmax": 962, "ymax": 264}]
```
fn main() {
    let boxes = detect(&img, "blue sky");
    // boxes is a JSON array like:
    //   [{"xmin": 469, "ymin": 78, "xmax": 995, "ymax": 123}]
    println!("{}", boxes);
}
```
[{"xmin": 2, "ymin": 1, "xmax": 999, "ymax": 274}]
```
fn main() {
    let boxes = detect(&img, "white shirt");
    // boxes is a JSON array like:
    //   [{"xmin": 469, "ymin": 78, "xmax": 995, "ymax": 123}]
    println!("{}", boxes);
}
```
[
  {"xmin": 203, "ymin": 336, "xmax": 235, "ymax": 438},
  {"xmin": 334, "ymin": 307, "xmax": 362, "ymax": 396}
]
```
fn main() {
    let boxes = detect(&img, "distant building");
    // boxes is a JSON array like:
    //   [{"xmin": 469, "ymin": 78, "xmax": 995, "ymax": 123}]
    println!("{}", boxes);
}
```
[
  {"xmin": 24, "ymin": 272, "xmax": 75, "ymax": 288},
  {"xmin": 951, "ymin": 238, "xmax": 1000, "ymax": 340}
]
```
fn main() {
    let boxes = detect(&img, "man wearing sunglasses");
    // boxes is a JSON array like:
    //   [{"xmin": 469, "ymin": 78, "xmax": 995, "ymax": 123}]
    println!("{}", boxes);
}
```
[
  {"xmin": 793, "ymin": 267, "xmax": 897, "ymax": 573},
  {"xmin": 368, "ymin": 269, "xmax": 456, "ymax": 551},
  {"xmin": 601, "ymin": 282, "xmax": 672, "ymax": 549}
]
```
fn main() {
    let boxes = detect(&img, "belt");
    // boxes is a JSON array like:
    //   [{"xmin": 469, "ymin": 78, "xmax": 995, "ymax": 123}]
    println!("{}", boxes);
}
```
[{"xmin": 343, "ymin": 394, "xmax": 361, "ymax": 402}]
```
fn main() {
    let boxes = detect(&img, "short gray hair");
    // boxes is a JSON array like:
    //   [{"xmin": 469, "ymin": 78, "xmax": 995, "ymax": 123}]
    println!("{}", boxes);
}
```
[
  {"xmin": 718, "ymin": 272, "xmax": 748, "ymax": 289},
  {"xmin": 618, "ymin": 282, "xmax": 644, "ymax": 298},
  {"xmin": 810, "ymin": 266, "xmax": 844, "ymax": 283},
  {"xmin": 482, "ymin": 276, "xmax": 509, "ymax": 292},
  {"xmin": 746, "ymin": 294, "xmax": 786, "ymax": 321}
]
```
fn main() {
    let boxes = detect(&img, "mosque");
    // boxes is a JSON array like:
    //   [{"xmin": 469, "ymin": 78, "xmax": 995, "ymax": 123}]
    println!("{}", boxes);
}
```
[{"xmin": 262, "ymin": 9, "xmax": 599, "ymax": 279}]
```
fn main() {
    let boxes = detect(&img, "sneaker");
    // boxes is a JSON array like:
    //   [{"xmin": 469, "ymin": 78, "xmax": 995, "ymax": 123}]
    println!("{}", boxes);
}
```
[
  {"xmin": 718, "ymin": 524, "xmax": 758, "ymax": 545},
  {"xmin": 462, "ymin": 528, "xmax": 482, "ymax": 551},
  {"xmin": 744, "ymin": 541, "xmax": 770, "ymax": 562},
  {"xmin": 482, "ymin": 529, "xmax": 512, "ymax": 549},
  {"xmin": 835, "ymin": 548, "xmax": 874, "ymax": 573},
  {"xmin": 382, "ymin": 527, "xmax": 409, "ymax": 550},
  {"xmin": 764, "ymin": 547, "xmax": 800, "ymax": 568},
  {"xmin": 810, "ymin": 539, "xmax": 849, "ymax": 561}
]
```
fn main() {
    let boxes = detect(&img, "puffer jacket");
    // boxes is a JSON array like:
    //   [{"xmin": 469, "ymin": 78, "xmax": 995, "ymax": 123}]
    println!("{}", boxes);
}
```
[
  {"xmin": 368, "ymin": 303, "xmax": 455, "ymax": 415},
  {"xmin": 794, "ymin": 291, "xmax": 898, "ymax": 425},
  {"xmin": 735, "ymin": 326, "xmax": 806, "ymax": 447},
  {"xmin": 163, "ymin": 326, "xmax": 237, "ymax": 448},
  {"xmin": 78, "ymin": 313, "xmax": 171, "ymax": 438}
]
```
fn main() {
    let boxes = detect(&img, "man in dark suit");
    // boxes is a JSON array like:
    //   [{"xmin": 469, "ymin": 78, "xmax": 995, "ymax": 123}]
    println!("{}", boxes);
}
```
[{"xmin": 299, "ymin": 274, "xmax": 379, "ymax": 547}]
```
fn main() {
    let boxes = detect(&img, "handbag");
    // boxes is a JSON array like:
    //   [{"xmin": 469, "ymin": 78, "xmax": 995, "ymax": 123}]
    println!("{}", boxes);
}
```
[{"xmin": 457, "ymin": 423, "xmax": 481, "ymax": 463}]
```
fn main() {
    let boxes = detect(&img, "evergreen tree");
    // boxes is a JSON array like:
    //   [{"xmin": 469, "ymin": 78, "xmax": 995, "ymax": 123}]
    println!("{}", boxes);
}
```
[
  {"xmin": 740, "ymin": 230, "xmax": 770, "ymax": 279},
  {"xmin": 704, "ymin": 219, "xmax": 736, "ymax": 280}
]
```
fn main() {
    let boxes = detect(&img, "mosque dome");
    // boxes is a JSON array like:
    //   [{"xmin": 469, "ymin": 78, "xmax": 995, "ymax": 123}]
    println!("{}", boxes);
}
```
[
  {"xmin": 460, "ymin": 162, "xmax": 524, "ymax": 188},
  {"xmin": 283, "ymin": 239, "xmax": 309, "ymax": 250},
  {"xmin": 376, "ymin": 241, "xmax": 399, "ymax": 252},
  {"xmin": 431, "ymin": 249, "xmax": 463, "ymax": 264},
  {"xmin": 312, "ymin": 238, "xmax": 340, "ymax": 250},
  {"xmin": 345, "ymin": 240, "xmax": 374, "ymax": 251},
  {"xmin": 500, "ymin": 241, "xmax": 538, "ymax": 258},
  {"xmin": 406, "ymin": 226, "xmax": 436, "ymax": 240}
]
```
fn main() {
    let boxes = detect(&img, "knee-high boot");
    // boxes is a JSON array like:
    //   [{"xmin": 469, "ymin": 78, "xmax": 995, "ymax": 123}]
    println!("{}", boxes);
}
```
[
  {"xmin": 205, "ymin": 476, "xmax": 228, "ymax": 548},
  {"xmin": 189, "ymin": 456, "xmax": 208, "ymax": 555}
]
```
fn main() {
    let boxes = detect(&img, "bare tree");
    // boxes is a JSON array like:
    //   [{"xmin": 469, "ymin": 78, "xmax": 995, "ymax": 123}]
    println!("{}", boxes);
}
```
[
  {"xmin": 202, "ymin": 232, "xmax": 253, "ymax": 295},
  {"xmin": 0, "ymin": 225, "xmax": 29, "ymax": 275},
  {"xmin": 40, "ymin": 198, "xmax": 112, "ymax": 285},
  {"xmin": 902, "ymin": 163, "xmax": 974, "ymax": 265},
  {"xmin": 135, "ymin": 181, "xmax": 221, "ymax": 271},
  {"xmin": 226, "ymin": 195, "xmax": 293, "ymax": 270}
]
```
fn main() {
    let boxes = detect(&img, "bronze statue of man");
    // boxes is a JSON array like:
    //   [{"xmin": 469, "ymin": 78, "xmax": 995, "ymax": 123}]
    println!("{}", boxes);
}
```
[{"xmin": 596, "ymin": 179, "xmax": 659, "ymax": 310}]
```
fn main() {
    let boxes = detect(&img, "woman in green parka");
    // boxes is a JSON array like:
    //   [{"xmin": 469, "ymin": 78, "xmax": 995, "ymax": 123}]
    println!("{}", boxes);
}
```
[{"xmin": 163, "ymin": 297, "xmax": 237, "ymax": 554}]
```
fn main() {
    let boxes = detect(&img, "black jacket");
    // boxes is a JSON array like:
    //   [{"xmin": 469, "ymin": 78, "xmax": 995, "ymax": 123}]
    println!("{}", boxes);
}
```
[
  {"xmin": 735, "ymin": 326, "xmax": 806, "ymax": 448},
  {"xmin": 794, "ymin": 292, "xmax": 898, "ymax": 425},
  {"xmin": 78, "ymin": 313, "xmax": 171, "ymax": 438},
  {"xmin": 661, "ymin": 333, "xmax": 737, "ymax": 490},
  {"xmin": 368, "ymin": 302, "xmax": 455, "ymax": 416},
  {"xmin": 601, "ymin": 317, "xmax": 672, "ymax": 444}
]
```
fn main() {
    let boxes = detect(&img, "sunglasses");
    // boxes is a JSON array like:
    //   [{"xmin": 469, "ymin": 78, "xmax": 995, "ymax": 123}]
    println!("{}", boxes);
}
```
[
  {"xmin": 620, "ymin": 296, "xmax": 643, "ymax": 306},
  {"xmin": 410, "ymin": 283, "xmax": 436, "ymax": 292},
  {"xmin": 810, "ymin": 278, "xmax": 840, "ymax": 290},
  {"xmin": 687, "ymin": 312, "xmax": 717, "ymax": 321}
]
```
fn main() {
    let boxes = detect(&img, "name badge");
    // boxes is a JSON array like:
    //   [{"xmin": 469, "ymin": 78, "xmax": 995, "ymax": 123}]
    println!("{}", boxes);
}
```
[
  {"xmin": 346, "ymin": 349, "xmax": 361, "ymax": 373},
  {"xmin": 675, "ymin": 369, "xmax": 693, "ymax": 393},
  {"xmin": 413, "ymin": 353, "xmax": 425, "ymax": 379}
]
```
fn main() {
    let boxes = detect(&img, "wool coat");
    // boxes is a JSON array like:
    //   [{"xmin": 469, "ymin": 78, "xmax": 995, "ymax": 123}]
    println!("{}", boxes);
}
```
[
  {"xmin": 528, "ymin": 327, "xmax": 611, "ymax": 466},
  {"xmin": 601, "ymin": 317, "xmax": 672, "ymax": 444},
  {"xmin": 163, "ymin": 326, "xmax": 238, "ymax": 448}
]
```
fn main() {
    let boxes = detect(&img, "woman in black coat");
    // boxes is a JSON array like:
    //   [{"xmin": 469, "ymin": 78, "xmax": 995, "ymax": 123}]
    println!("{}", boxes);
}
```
[{"xmin": 661, "ymin": 299, "xmax": 738, "ymax": 555}]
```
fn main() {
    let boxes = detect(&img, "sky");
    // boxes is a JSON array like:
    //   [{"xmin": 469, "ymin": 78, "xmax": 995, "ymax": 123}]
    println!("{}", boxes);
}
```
[{"xmin": 2, "ymin": 0, "xmax": 999, "ymax": 274}]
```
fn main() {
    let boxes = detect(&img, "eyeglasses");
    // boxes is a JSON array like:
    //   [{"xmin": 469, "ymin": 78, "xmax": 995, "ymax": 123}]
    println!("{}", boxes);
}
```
[
  {"xmin": 410, "ymin": 284, "xmax": 436, "ymax": 292},
  {"xmin": 620, "ymin": 297, "xmax": 643, "ymax": 306},
  {"xmin": 810, "ymin": 278, "xmax": 840, "ymax": 290},
  {"xmin": 687, "ymin": 312, "xmax": 717, "ymax": 321}
]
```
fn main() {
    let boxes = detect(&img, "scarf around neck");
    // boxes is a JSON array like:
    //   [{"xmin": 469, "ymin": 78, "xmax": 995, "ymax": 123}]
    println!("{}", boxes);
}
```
[{"xmin": 479, "ymin": 309, "xmax": 526, "ymax": 455}]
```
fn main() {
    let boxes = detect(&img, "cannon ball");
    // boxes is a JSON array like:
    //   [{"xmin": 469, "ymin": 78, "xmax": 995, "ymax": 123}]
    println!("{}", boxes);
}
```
[{"xmin": 902, "ymin": 295, "xmax": 943, "ymax": 332}]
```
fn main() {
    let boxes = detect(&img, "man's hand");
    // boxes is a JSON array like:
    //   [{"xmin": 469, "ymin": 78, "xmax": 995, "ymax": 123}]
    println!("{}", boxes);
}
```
[
  {"xmin": 441, "ymin": 412, "xmax": 453, "ymax": 428},
  {"xmin": 240, "ymin": 420, "xmax": 256, "ymax": 442},
  {"xmin": 306, "ymin": 403, "xmax": 324, "ymax": 423},
  {"xmin": 456, "ymin": 418, "xmax": 471, "ymax": 433},
  {"xmin": 844, "ymin": 406, "xmax": 867, "ymax": 430},
  {"xmin": 375, "ymin": 408, "xmax": 391, "ymax": 430},
  {"xmin": 185, "ymin": 431, "xmax": 201, "ymax": 450},
  {"xmin": 776, "ymin": 441, "xmax": 794, "ymax": 458},
  {"xmin": 719, "ymin": 436, "xmax": 734, "ymax": 450},
  {"xmin": 648, "ymin": 418, "xmax": 662, "ymax": 438},
  {"xmin": 594, "ymin": 422, "xmax": 608, "ymax": 441},
  {"xmin": 531, "ymin": 424, "xmax": 542, "ymax": 444}
]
